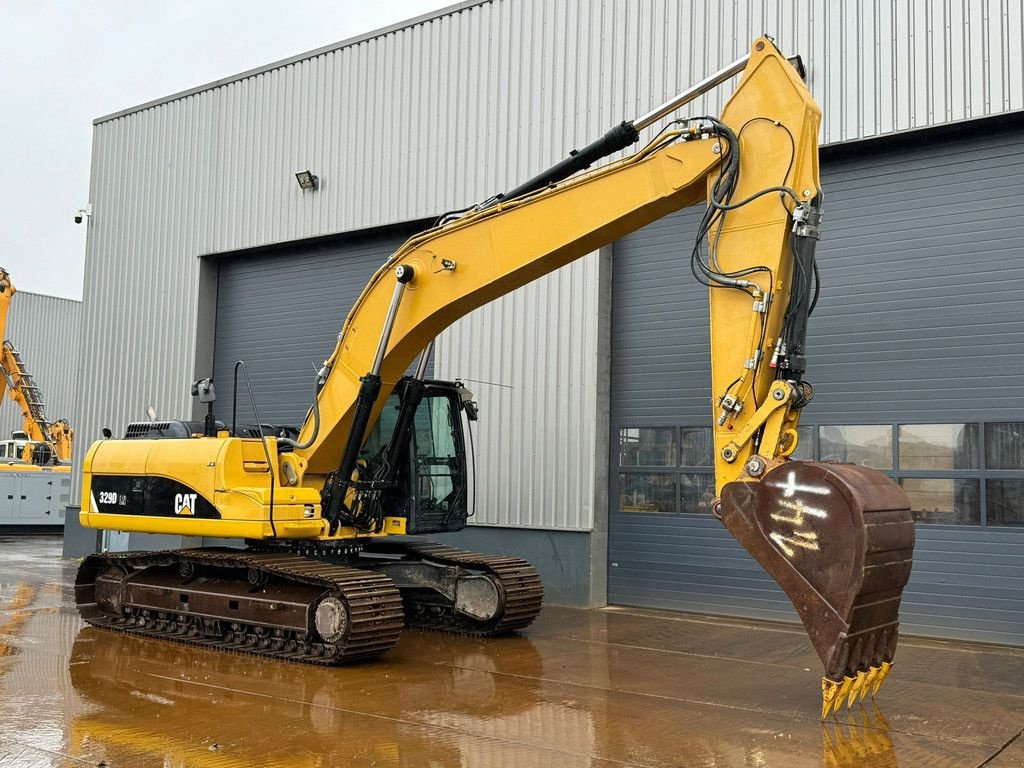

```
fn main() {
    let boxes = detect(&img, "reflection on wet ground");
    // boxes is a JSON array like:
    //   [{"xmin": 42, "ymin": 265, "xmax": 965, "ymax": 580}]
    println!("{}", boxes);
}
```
[{"xmin": 1, "ymin": 535, "xmax": 1022, "ymax": 767}]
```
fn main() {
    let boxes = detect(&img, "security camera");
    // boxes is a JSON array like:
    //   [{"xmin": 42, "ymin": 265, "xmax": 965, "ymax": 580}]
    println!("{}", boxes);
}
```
[{"xmin": 74, "ymin": 204, "xmax": 93, "ymax": 224}]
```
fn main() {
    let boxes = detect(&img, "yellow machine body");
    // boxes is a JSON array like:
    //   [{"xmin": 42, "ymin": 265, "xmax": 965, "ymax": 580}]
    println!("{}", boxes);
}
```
[{"xmin": 79, "ymin": 436, "xmax": 408, "ymax": 539}]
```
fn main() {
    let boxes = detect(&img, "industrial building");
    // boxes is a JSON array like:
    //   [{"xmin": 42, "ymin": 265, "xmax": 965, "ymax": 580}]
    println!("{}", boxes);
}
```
[{"xmin": 66, "ymin": 0, "xmax": 1024, "ymax": 648}]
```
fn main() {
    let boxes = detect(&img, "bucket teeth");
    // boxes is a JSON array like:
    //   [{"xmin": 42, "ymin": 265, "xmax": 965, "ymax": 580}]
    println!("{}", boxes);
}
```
[
  {"xmin": 822, "ymin": 675, "xmax": 856, "ymax": 719},
  {"xmin": 823, "ymin": 663, "xmax": 894, "ymax": 718},
  {"xmin": 837, "ymin": 676, "xmax": 855, "ymax": 708},
  {"xmin": 846, "ymin": 670, "xmax": 867, "ymax": 709},
  {"xmin": 860, "ymin": 666, "xmax": 879, "ymax": 702},
  {"xmin": 821, "ymin": 678, "xmax": 841, "ymax": 719},
  {"xmin": 872, "ymin": 661, "xmax": 893, "ymax": 696}
]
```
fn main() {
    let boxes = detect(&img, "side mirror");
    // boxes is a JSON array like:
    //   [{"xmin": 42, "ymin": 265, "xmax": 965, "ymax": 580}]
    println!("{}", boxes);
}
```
[{"xmin": 452, "ymin": 381, "xmax": 479, "ymax": 422}]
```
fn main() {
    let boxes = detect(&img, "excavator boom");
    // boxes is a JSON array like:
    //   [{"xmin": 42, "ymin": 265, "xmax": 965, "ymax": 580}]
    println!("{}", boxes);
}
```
[{"xmin": 77, "ymin": 39, "xmax": 913, "ymax": 718}]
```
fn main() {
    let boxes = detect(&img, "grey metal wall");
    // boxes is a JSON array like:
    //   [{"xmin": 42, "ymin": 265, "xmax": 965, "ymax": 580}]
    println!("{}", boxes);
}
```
[
  {"xmin": 76, "ymin": 0, "xmax": 1024, "ymax": 531},
  {"xmin": 0, "ymin": 291, "xmax": 80, "ymax": 444},
  {"xmin": 434, "ymin": 253, "xmax": 603, "ymax": 529},
  {"xmin": 212, "ymin": 229, "xmax": 421, "ymax": 427},
  {"xmin": 608, "ymin": 124, "xmax": 1024, "ymax": 644}
]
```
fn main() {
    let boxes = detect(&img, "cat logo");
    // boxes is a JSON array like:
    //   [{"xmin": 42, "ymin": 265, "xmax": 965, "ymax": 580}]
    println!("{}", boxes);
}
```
[{"xmin": 174, "ymin": 492, "xmax": 198, "ymax": 516}]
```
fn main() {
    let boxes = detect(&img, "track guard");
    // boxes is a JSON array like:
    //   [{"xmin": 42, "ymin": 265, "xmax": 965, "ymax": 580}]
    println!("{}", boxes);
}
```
[{"xmin": 718, "ymin": 461, "xmax": 914, "ymax": 714}]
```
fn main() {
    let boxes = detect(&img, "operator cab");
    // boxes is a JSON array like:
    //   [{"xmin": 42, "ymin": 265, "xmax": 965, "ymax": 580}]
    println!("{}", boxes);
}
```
[{"xmin": 359, "ymin": 378, "xmax": 476, "ymax": 534}]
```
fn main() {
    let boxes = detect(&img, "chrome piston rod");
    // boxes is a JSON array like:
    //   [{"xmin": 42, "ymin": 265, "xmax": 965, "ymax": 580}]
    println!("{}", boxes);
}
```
[
  {"xmin": 632, "ymin": 54, "xmax": 751, "ymax": 132},
  {"xmin": 414, "ymin": 340, "xmax": 434, "ymax": 381},
  {"xmin": 477, "ymin": 52, "xmax": 751, "ymax": 209},
  {"xmin": 371, "ymin": 265, "xmax": 415, "ymax": 375}
]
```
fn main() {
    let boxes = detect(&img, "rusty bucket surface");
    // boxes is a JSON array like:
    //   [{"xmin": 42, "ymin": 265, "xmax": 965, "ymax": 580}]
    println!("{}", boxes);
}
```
[{"xmin": 718, "ymin": 460, "xmax": 914, "ymax": 717}]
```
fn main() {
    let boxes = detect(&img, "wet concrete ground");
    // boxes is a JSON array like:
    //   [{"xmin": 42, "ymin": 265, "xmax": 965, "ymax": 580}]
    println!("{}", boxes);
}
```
[{"xmin": 0, "ymin": 536, "xmax": 1022, "ymax": 768}]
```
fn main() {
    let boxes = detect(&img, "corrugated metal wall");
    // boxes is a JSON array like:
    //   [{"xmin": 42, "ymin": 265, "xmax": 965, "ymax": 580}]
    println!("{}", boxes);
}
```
[
  {"xmin": 0, "ymin": 291, "xmax": 80, "ymax": 445},
  {"xmin": 607, "ymin": 124, "xmax": 1024, "ymax": 644},
  {"xmin": 435, "ymin": 254, "xmax": 602, "ymax": 529},
  {"xmin": 76, "ymin": 0, "xmax": 1024, "ymax": 529}
]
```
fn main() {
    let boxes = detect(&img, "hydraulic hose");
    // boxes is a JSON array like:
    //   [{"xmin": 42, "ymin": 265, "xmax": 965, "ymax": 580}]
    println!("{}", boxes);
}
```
[{"xmin": 278, "ymin": 373, "xmax": 322, "ymax": 450}]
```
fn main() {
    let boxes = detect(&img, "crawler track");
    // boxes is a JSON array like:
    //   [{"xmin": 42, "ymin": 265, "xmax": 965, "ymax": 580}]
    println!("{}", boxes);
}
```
[
  {"xmin": 75, "ymin": 540, "xmax": 543, "ymax": 664},
  {"xmin": 365, "ymin": 541, "xmax": 544, "ymax": 635},
  {"xmin": 75, "ymin": 549, "xmax": 404, "ymax": 665}
]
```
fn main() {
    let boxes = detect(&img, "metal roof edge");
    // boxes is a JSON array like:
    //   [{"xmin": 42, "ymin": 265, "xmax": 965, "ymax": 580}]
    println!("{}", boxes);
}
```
[
  {"xmin": 92, "ymin": 0, "xmax": 492, "ymax": 125},
  {"xmin": 16, "ymin": 290, "xmax": 83, "ymax": 305},
  {"xmin": 819, "ymin": 107, "xmax": 1024, "ymax": 155}
]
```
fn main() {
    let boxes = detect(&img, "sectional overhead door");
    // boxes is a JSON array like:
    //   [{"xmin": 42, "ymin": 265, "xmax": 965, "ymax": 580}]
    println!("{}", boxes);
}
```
[
  {"xmin": 609, "ymin": 123, "xmax": 1024, "ymax": 645},
  {"xmin": 213, "ymin": 226, "xmax": 424, "ymax": 427}
]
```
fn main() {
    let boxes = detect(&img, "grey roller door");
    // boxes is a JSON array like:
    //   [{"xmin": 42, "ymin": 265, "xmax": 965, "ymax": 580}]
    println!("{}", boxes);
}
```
[
  {"xmin": 214, "ymin": 226, "xmax": 425, "ymax": 427},
  {"xmin": 609, "ymin": 122, "xmax": 1024, "ymax": 645}
]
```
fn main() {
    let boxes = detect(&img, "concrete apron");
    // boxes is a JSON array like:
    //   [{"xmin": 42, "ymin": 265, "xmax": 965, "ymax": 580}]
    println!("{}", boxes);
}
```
[{"xmin": 4, "ymin": 535, "xmax": 1024, "ymax": 767}]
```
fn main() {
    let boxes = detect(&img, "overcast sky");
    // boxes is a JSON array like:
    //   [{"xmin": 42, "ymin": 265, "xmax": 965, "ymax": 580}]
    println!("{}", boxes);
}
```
[{"xmin": 0, "ymin": 0, "xmax": 452, "ymax": 300}]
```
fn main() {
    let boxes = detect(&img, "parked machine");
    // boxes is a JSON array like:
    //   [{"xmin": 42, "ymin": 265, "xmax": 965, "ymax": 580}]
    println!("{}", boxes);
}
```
[
  {"xmin": 75, "ymin": 39, "xmax": 914, "ymax": 718},
  {"xmin": 0, "ymin": 269, "xmax": 72, "ymax": 530}
]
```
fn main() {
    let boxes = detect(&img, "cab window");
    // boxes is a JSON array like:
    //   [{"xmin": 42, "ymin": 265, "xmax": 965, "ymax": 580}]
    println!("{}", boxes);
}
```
[{"xmin": 413, "ymin": 393, "xmax": 460, "ymax": 512}]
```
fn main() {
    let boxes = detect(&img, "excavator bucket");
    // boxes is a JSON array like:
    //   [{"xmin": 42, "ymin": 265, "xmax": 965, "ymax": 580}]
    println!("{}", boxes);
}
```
[{"xmin": 717, "ymin": 461, "xmax": 914, "ymax": 718}]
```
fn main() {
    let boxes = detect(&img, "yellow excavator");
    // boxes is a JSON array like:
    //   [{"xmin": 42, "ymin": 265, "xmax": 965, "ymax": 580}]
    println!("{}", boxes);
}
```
[
  {"xmin": 0, "ymin": 269, "xmax": 74, "ymax": 468},
  {"xmin": 75, "ymin": 38, "xmax": 914, "ymax": 719}
]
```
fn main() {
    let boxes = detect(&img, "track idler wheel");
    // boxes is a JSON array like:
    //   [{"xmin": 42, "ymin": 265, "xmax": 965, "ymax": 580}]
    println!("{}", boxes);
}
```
[
  {"xmin": 314, "ymin": 595, "xmax": 350, "ymax": 643},
  {"xmin": 716, "ymin": 460, "xmax": 914, "ymax": 718}
]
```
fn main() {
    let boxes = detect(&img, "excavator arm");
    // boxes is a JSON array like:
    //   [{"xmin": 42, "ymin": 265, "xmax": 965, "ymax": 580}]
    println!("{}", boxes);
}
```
[{"xmin": 294, "ymin": 42, "xmax": 813, "ymax": 478}]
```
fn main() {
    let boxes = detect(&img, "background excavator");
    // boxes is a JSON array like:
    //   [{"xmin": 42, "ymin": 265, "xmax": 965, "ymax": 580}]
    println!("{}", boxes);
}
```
[
  {"xmin": 75, "ymin": 38, "xmax": 914, "ymax": 719},
  {"xmin": 0, "ymin": 268, "xmax": 74, "ymax": 468}
]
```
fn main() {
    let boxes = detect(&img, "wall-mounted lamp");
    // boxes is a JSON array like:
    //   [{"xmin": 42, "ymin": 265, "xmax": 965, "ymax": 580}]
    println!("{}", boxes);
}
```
[{"xmin": 295, "ymin": 170, "xmax": 319, "ymax": 190}]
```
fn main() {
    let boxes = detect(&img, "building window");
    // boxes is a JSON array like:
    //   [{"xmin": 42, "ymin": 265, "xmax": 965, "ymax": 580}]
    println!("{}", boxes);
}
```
[
  {"xmin": 617, "ymin": 427, "xmax": 713, "ymax": 515},
  {"xmin": 680, "ymin": 427, "xmax": 714, "ymax": 467},
  {"xmin": 818, "ymin": 425, "xmax": 893, "ymax": 469},
  {"xmin": 681, "ymin": 472, "xmax": 715, "ymax": 514},
  {"xmin": 619, "ymin": 472, "xmax": 676, "ymax": 513},
  {"xmin": 985, "ymin": 423, "xmax": 1024, "ymax": 470},
  {"xmin": 800, "ymin": 421, "xmax": 1022, "ymax": 528},
  {"xmin": 616, "ymin": 420, "xmax": 1024, "ymax": 527},
  {"xmin": 619, "ymin": 428, "xmax": 676, "ymax": 466},
  {"xmin": 898, "ymin": 424, "xmax": 978, "ymax": 471},
  {"xmin": 986, "ymin": 479, "xmax": 1024, "ymax": 526},
  {"xmin": 899, "ymin": 477, "xmax": 981, "ymax": 525},
  {"xmin": 790, "ymin": 425, "xmax": 816, "ymax": 461}
]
